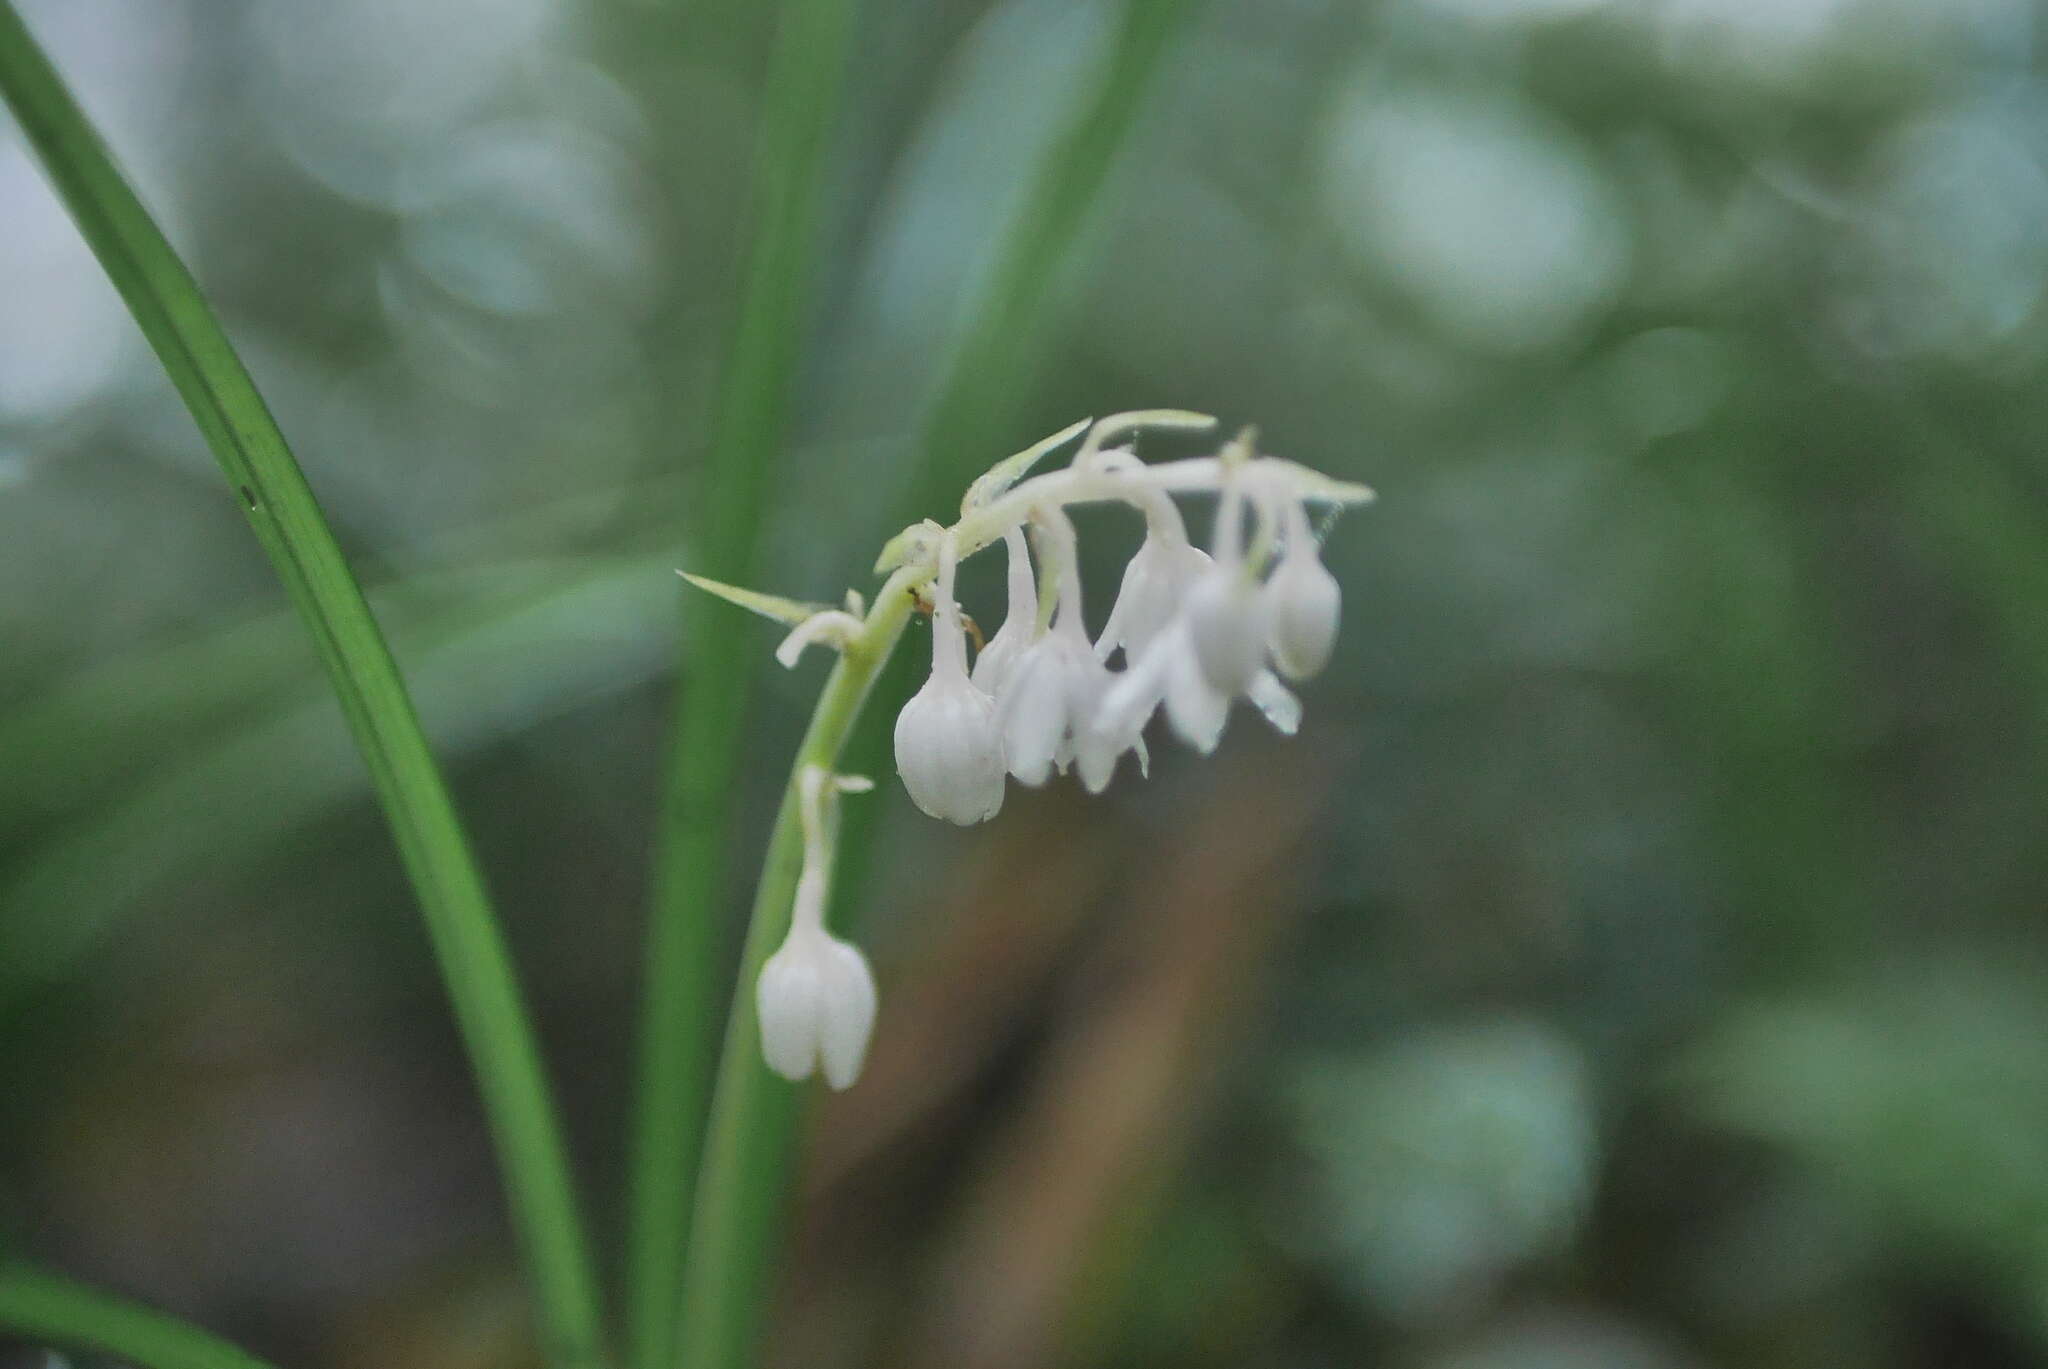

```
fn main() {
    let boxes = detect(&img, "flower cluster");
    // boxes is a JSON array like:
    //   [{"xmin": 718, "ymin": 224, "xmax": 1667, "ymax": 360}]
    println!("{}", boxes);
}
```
[
  {"xmin": 892, "ymin": 417, "xmax": 1367, "ymax": 825},
  {"xmin": 691, "ymin": 412, "xmax": 1370, "ymax": 1088}
]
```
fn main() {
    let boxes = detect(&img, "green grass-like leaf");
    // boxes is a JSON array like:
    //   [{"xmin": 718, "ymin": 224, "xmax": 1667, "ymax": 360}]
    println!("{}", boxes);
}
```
[
  {"xmin": 0, "ymin": 9, "xmax": 605, "ymax": 1368},
  {"xmin": 626, "ymin": 3, "xmax": 864, "ymax": 1368},
  {"xmin": 0, "ymin": 1265, "xmax": 280, "ymax": 1369}
]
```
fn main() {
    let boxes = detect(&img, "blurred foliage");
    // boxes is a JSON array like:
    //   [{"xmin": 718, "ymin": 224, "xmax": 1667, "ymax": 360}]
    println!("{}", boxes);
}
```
[{"xmin": 5, "ymin": 0, "xmax": 2048, "ymax": 1367}]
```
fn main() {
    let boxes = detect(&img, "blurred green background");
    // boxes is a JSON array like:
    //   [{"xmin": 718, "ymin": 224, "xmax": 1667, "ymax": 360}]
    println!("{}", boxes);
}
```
[{"xmin": 6, "ymin": 0, "xmax": 2048, "ymax": 1366}]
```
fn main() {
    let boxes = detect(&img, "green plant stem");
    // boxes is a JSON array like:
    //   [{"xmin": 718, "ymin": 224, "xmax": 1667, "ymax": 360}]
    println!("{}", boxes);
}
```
[
  {"xmin": 672, "ymin": 573, "xmax": 918, "ymax": 1369},
  {"xmin": 0, "ymin": 1266, "xmax": 279, "ymax": 1369},
  {"xmin": 0, "ymin": 10, "xmax": 605, "ymax": 1368},
  {"xmin": 626, "ymin": 4, "xmax": 861, "ymax": 1368}
]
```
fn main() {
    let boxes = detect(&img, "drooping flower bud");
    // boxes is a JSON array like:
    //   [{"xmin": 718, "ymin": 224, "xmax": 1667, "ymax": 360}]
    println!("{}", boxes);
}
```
[
  {"xmin": 1183, "ymin": 565, "xmax": 1268, "ymax": 698},
  {"xmin": 758, "ymin": 767, "xmax": 879, "ymax": 1088},
  {"xmin": 996, "ymin": 513, "xmax": 1119, "ymax": 787},
  {"xmin": 1183, "ymin": 473, "xmax": 1270, "ymax": 696},
  {"xmin": 895, "ymin": 531, "xmax": 1006, "ymax": 824},
  {"xmin": 970, "ymin": 524, "xmax": 1038, "ymax": 699},
  {"xmin": 1263, "ymin": 502, "xmax": 1339, "ymax": 680},
  {"xmin": 1096, "ymin": 491, "xmax": 1212, "ymax": 663},
  {"xmin": 757, "ymin": 923, "xmax": 877, "ymax": 1090}
]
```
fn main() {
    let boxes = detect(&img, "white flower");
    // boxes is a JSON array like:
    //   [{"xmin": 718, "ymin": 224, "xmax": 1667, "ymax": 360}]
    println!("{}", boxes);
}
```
[
  {"xmin": 1160, "ymin": 618, "xmax": 1231, "ymax": 752},
  {"xmin": 1183, "ymin": 565, "xmax": 1269, "ymax": 698},
  {"xmin": 994, "ymin": 513, "xmax": 1124, "ymax": 787},
  {"xmin": 757, "ymin": 922, "xmax": 877, "ymax": 1090},
  {"xmin": 757, "ymin": 767, "xmax": 880, "ymax": 1089},
  {"xmin": 1247, "ymin": 670, "xmax": 1301, "ymax": 735},
  {"xmin": 1096, "ymin": 495, "xmax": 1212, "ymax": 663},
  {"xmin": 1181, "ymin": 471, "xmax": 1271, "ymax": 696},
  {"xmin": 895, "ymin": 676, "xmax": 1005, "ymax": 823},
  {"xmin": 1263, "ymin": 504, "xmax": 1340, "ymax": 680},
  {"xmin": 1099, "ymin": 615, "xmax": 1231, "ymax": 756},
  {"xmin": 895, "ymin": 531, "xmax": 1006, "ymax": 824},
  {"xmin": 970, "ymin": 524, "xmax": 1038, "ymax": 698}
]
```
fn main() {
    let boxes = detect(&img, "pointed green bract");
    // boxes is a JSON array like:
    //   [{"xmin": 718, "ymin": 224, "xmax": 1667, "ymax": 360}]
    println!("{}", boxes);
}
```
[
  {"xmin": 960, "ymin": 417, "xmax": 1092, "ymax": 514},
  {"xmin": 679, "ymin": 572, "xmax": 831, "ymax": 628}
]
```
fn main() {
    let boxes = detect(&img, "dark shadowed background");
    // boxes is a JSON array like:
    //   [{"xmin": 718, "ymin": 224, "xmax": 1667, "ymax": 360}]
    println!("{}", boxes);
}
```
[{"xmin": 5, "ymin": 0, "xmax": 2048, "ymax": 1366}]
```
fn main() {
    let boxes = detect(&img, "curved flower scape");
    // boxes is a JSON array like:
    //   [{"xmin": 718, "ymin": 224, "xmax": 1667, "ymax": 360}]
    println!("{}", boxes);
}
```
[{"xmin": 686, "ymin": 412, "xmax": 1373, "ymax": 1086}]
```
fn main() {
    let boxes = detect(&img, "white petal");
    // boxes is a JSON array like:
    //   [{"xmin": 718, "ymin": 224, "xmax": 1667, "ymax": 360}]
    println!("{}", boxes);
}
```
[
  {"xmin": 756, "ymin": 936, "xmax": 825, "ymax": 1082},
  {"xmin": 1265, "ymin": 550, "xmax": 1340, "ymax": 680},
  {"xmin": 1162, "ymin": 623, "xmax": 1230, "ymax": 753},
  {"xmin": 971, "ymin": 621, "xmax": 1028, "ymax": 697},
  {"xmin": 1247, "ymin": 670, "xmax": 1302, "ymax": 736},
  {"xmin": 814, "ymin": 935, "xmax": 878, "ymax": 1090},
  {"xmin": 998, "ymin": 643, "xmax": 1068, "ymax": 787},
  {"xmin": 1098, "ymin": 650, "xmax": 1167, "ymax": 746},
  {"xmin": 1183, "ymin": 566, "xmax": 1268, "ymax": 697},
  {"xmin": 1098, "ymin": 537, "xmax": 1212, "ymax": 661},
  {"xmin": 894, "ymin": 672, "xmax": 1006, "ymax": 824}
]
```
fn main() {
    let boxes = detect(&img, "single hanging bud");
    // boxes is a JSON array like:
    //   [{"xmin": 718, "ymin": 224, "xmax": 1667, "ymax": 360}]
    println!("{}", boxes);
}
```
[
  {"xmin": 1184, "ymin": 474, "xmax": 1269, "ymax": 696},
  {"xmin": 997, "ymin": 514, "xmax": 1115, "ymax": 786},
  {"xmin": 757, "ymin": 923, "xmax": 878, "ymax": 1090},
  {"xmin": 894, "ymin": 531, "xmax": 1006, "ymax": 823},
  {"xmin": 970, "ymin": 524, "xmax": 1039, "ymax": 699},
  {"xmin": 758, "ymin": 768, "xmax": 879, "ymax": 1089},
  {"xmin": 1096, "ymin": 489, "xmax": 1213, "ymax": 663},
  {"xmin": 1264, "ymin": 502, "xmax": 1340, "ymax": 680},
  {"xmin": 1183, "ymin": 565, "xmax": 1268, "ymax": 698}
]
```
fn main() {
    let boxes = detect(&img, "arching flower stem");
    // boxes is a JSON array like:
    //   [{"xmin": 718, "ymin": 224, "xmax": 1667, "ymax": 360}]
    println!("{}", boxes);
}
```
[{"xmin": 674, "ymin": 562, "xmax": 917, "ymax": 1366}]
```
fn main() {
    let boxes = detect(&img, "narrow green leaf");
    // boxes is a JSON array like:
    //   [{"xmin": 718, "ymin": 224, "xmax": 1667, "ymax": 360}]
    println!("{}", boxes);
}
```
[
  {"xmin": 677, "ymin": 572, "xmax": 830, "ymax": 628},
  {"xmin": 0, "ymin": 10, "xmax": 605, "ymax": 1369},
  {"xmin": 0, "ymin": 1264, "xmax": 278, "ymax": 1369}
]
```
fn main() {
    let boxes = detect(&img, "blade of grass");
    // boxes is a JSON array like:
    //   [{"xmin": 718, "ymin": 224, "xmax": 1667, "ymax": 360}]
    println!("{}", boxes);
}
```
[
  {"xmin": 670, "ymin": 3, "xmax": 1200, "ymax": 1367},
  {"xmin": 625, "ymin": 3, "xmax": 862, "ymax": 1367},
  {"xmin": 0, "ymin": 10, "xmax": 606, "ymax": 1368},
  {"xmin": 0, "ymin": 1265, "xmax": 279, "ymax": 1369}
]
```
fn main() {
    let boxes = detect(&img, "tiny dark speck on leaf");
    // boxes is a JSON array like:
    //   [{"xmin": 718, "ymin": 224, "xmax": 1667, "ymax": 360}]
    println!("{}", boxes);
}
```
[{"xmin": 240, "ymin": 486, "xmax": 258, "ymax": 510}]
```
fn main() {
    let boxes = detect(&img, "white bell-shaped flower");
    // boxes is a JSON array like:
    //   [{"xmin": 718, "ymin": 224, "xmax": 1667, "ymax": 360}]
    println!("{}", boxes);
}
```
[
  {"xmin": 996, "ymin": 514, "xmax": 1120, "ymax": 786},
  {"xmin": 1098, "ymin": 614, "xmax": 1231, "ymax": 757},
  {"xmin": 895, "ymin": 533, "xmax": 1006, "ymax": 824},
  {"xmin": 758, "ymin": 767, "xmax": 880, "ymax": 1089},
  {"xmin": 1160, "ymin": 618, "xmax": 1232, "ymax": 752},
  {"xmin": 1182, "ymin": 474, "xmax": 1270, "ymax": 696},
  {"xmin": 1183, "ymin": 565, "xmax": 1269, "ymax": 698},
  {"xmin": 1096, "ymin": 493, "xmax": 1212, "ymax": 663},
  {"xmin": 970, "ymin": 524, "xmax": 1038, "ymax": 699},
  {"xmin": 1263, "ymin": 503, "xmax": 1340, "ymax": 680},
  {"xmin": 757, "ymin": 922, "xmax": 877, "ymax": 1090}
]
